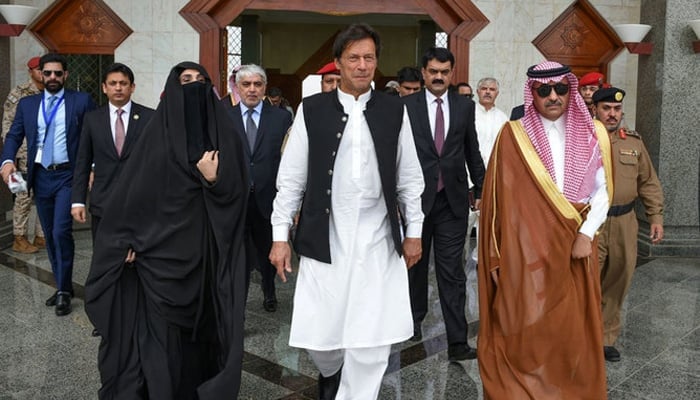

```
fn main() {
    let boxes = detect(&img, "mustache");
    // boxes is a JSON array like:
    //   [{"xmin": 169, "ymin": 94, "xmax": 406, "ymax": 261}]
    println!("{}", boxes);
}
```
[
  {"xmin": 431, "ymin": 79, "xmax": 444, "ymax": 85},
  {"xmin": 544, "ymin": 100, "xmax": 562, "ymax": 107}
]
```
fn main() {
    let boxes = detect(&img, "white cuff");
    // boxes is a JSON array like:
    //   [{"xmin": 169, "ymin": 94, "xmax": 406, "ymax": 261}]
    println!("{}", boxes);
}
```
[{"xmin": 273, "ymin": 224, "xmax": 291, "ymax": 242}]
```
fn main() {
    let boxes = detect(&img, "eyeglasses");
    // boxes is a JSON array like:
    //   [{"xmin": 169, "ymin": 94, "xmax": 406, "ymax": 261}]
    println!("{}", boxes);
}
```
[
  {"xmin": 534, "ymin": 83, "xmax": 569, "ymax": 98},
  {"xmin": 42, "ymin": 70, "xmax": 64, "ymax": 77},
  {"xmin": 461, "ymin": 93, "xmax": 474, "ymax": 99}
]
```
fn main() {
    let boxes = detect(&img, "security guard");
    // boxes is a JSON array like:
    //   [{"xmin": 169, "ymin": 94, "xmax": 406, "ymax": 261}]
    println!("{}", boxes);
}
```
[
  {"xmin": 1, "ymin": 56, "xmax": 46, "ymax": 253},
  {"xmin": 594, "ymin": 87, "xmax": 664, "ymax": 362}
]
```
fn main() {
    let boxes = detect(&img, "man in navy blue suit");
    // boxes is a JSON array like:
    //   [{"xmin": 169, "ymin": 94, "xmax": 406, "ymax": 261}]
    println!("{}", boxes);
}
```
[{"xmin": 1, "ymin": 53, "xmax": 96, "ymax": 316}]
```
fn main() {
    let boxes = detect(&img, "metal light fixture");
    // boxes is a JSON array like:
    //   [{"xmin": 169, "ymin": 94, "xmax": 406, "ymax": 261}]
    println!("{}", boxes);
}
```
[
  {"xmin": 613, "ymin": 24, "xmax": 653, "ymax": 55},
  {"xmin": 0, "ymin": 4, "xmax": 40, "ymax": 37}
]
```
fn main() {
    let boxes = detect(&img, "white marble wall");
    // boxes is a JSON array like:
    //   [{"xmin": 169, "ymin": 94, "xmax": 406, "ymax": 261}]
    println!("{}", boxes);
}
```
[
  {"xmin": 9, "ymin": 0, "xmax": 644, "ymax": 116},
  {"xmin": 9, "ymin": 0, "xmax": 198, "ymax": 108},
  {"xmin": 470, "ymin": 0, "xmax": 642, "ymax": 128}
]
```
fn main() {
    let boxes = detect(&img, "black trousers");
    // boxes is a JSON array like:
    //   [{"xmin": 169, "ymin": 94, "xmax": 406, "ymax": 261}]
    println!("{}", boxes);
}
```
[
  {"xmin": 91, "ymin": 214, "xmax": 101, "ymax": 243},
  {"xmin": 408, "ymin": 191, "xmax": 469, "ymax": 346},
  {"xmin": 244, "ymin": 191, "xmax": 276, "ymax": 301}
]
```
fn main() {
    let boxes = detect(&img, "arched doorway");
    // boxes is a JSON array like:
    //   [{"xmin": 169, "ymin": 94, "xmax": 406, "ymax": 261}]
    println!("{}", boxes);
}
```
[{"xmin": 179, "ymin": 0, "xmax": 489, "ymax": 94}]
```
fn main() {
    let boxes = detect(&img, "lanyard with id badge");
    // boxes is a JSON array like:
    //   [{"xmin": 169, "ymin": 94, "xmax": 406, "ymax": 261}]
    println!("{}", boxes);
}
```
[{"xmin": 36, "ymin": 94, "xmax": 64, "ymax": 164}]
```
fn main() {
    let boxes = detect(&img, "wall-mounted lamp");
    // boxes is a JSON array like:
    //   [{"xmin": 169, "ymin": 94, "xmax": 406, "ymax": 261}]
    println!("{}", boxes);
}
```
[
  {"xmin": 613, "ymin": 24, "xmax": 653, "ymax": 55},
  {"xmin": 690, "ymin": 19, "xmax": 700, "ymax": 53},
  {"xmin": 0, "ymin": 5, "xmax": 39, "ymax": 37}
]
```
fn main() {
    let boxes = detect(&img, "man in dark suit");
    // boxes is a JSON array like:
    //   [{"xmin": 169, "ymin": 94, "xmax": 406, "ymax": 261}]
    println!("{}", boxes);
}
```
[
  {"xmin": 222, "ymin": 64, "xmax": 292, "ymax": 312},
  {"xmin": 71, "ymin": 63, "xmax": 154, "ymax": 240},
  {"xmin": 403, "ymin": 47, "xmax": 485, "ymax": 361},
  {"xmin": 1, "ymin": 53, "xmax": 96, "ymax": 316}
]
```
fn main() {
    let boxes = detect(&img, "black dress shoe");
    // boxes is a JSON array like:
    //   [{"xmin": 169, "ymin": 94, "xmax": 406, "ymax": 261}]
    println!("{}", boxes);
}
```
[
  {"xmin": 410, "ymin": 323, "xmax": 422, "ymax": 341},
  {"xmin": 46, "ymin": 290, "xmax": 74, "ymax": 307},
  {"xmin": 263, "ymin": 297, "xmax": 278, "ymax": 312},
  {"xmin": 45, "ymin": 291, "xmax": 58, "ymax": 307},
  {"xmin": 604, "ymin": 346, "xmax": 621, "ymax": 362},
  {"xmin": 55, "ymin": 293, "xmax": 72, "ymax": 316},
  {"xmin": 318, "ymin": 368, "xmax": 342, "ymax": 400},
  {"xmin": 448, "ymin": 344, "xmax": 477, "ymax": 362}
]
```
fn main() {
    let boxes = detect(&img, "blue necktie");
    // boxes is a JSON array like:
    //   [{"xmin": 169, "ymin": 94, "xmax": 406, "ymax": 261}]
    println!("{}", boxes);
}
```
[{"xmin": 41, "ymin": 96, "xmax": 57, "ymax": 167}]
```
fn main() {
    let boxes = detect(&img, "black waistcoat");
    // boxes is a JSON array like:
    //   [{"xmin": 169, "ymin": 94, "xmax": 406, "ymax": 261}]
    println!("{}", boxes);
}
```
[{"xmin": 294, "ymin": 90, "xmax": 404, "ymax": 263}]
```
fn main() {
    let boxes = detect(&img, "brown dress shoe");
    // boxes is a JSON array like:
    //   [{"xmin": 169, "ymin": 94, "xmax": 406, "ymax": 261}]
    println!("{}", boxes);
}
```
[
  {"xmin": 33, "ymin": 236, "xmax": 46, "ymax": 248},
  {"xmin": 12, "ymin": 235, "xmax": 39, "ymax": 254}
]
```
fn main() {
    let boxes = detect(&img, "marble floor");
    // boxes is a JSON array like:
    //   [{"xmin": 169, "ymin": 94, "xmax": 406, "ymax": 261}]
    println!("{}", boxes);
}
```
[{"xmin": 0, "ymin": 229, "xmax": 698, "ymax": 399}]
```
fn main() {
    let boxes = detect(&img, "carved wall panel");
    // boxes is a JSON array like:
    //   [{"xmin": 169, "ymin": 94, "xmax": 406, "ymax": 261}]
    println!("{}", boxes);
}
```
[
  {"xmin": 29, "ymin": 0, "xmax": 132, "ymax": 55},
  {"xmin": 532, "ymin": 0, "xmax": 623, "ymax": 78}
]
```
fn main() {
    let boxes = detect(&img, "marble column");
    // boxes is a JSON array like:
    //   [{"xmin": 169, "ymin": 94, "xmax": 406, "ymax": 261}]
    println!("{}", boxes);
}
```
[{"xmin": 636, "ymin": 0, "xmax": 700, "ymax": 256}]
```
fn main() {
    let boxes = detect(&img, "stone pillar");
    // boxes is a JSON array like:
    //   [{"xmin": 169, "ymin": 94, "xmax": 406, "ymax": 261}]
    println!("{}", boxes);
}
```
[
  {"xmin": 636, "ymin": 0, "xmax": 700, "ymax": 256},
  {"xmin": 241, "ymin": 14, "xmax": 260, "ymax": 66}
]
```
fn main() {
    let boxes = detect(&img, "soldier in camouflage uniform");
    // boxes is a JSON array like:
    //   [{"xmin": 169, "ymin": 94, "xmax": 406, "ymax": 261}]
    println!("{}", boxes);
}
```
[
  {"xmin": 594, "ymin": 87, "xmax": 664, "ymax": 363},
  {"xmin": 1, "ymin": 57, "xmax": 46, "ymax": 253}
]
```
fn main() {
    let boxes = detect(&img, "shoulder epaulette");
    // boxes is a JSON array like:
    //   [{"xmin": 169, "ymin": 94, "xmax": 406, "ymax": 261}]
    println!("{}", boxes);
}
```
[{"xmin": 619, "ymin": 128, "xmax": 641, "ymax": 140}]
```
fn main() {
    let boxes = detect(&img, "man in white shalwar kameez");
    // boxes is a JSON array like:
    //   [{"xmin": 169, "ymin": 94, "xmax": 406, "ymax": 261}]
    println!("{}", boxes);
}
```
[{"xmin": 270, "ymin": 24, "xmax": 425, "ymax": 400}]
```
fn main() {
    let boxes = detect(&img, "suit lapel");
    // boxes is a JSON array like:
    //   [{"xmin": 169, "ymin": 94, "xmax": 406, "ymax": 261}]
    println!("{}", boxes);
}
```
[
  {"xmin": 253, "ymin": 103, "xmax": 270, "ymax": 154},
  {"xmin": 98, "ymin": 106, "xmax": 118, "ymax": 158},
  {"xmin": 231, "ymin": 104, "xmax": 251, "ymax": 157},
  {"xmin": 122, "ymin": 104, "xmax": 144, "ymax": 157},
  {"xmin": 417, "ymin": 90, "xmax": 438, "ymax": 155},
  {"xmin": 445, "ymin": 91, "xmax": 459, "ymax": 145},
  {"xmin": 63, "ymin": 91, "xmax": 75, "ymax": 144}
]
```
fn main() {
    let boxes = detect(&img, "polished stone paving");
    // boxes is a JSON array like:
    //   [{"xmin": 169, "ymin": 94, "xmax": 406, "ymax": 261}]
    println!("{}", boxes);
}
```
[{"xmin": 0, "ymin": 229, "xmax": 698, "ymax": 399}]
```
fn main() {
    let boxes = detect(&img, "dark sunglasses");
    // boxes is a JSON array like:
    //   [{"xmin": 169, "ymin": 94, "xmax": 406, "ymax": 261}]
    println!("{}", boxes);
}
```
[
  {"xmin": 461, "ymin": 93, "xmax": 474, "ymax": 99},
  {"xmin": 42, "ymin": 70, "xmax": 64, "ymax": 77},
  {"xmin": 535, "ymin": 83, "xmax": 569, "ymax": 98}
]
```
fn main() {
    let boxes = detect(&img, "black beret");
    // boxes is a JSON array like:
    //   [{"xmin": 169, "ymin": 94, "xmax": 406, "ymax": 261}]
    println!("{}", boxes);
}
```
[{"xmin": 592, "ymin": 87, "xmax": 625, "ymax": 103}]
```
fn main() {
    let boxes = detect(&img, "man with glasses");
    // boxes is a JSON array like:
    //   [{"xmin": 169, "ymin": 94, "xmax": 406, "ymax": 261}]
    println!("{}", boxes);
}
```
[
  {"xmin": 270, "ymin": 23, "xmax": 424, "ymax": 399},
  {"xmin": 477, "ymin": 61, "xmax": 612, "ymax": 399},
  {"xmin": 397, "ymin": 66, "xmax": 422, "ymax": 97},
  {"xmin": 1, "ymin": 56, "xmax": 46, "ymax": 254},
  {"xmin": 1, "ymin": 53, "xmax": 96, "ymax": 316},
  {"xmin": 455, "ymin": 82, "xmax": 473, "ymax": 99}
]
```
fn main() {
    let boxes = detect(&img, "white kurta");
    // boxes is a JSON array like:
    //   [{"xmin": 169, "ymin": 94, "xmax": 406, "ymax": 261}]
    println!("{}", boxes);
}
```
[
  {"xmin": 474, "ymin": 103, "xmax": 508, "ymax": 165},
  {"xmin": 271, "ymin": 89, "xmax": 425, "ymax": 350}
]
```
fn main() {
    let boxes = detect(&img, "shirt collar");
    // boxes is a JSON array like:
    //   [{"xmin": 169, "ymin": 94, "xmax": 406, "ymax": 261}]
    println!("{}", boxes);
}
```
[
  {"xmin": 109, "ymin": 101, "xmax": 132, "ymax": 115},
  {"xmin": 539, "ymin": 113, "xmax": 567, "ymax": 133},
  {"xmin": 241, "ymin": 100, "xmax": 263, "ymax": 117},
  {"xmin": 337, "ymin": 87, "xmax": 372, "ymax": 102},
  {"xmin": 44, "ymin": 88, "xmax": 65, "ymax": 100},
  {"xmin": 425, "ymin": 89, "xmax": 448, "ymax": 106}
]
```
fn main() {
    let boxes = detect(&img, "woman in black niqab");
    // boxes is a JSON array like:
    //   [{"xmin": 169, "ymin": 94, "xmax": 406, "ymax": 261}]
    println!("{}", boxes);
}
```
[{"xmin": 85, "ymin": 62, "xmax": 248, "ymax": 399}]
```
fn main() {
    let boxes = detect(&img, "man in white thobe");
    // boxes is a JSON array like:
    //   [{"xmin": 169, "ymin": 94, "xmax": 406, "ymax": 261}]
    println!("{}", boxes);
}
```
[
  {"xmin": 465, "ymin": 78, "xmax": 509, "ymax": 266},
  {"xmin": 269, "ymin": 24, "xmax": 424, "ymax": 400}
]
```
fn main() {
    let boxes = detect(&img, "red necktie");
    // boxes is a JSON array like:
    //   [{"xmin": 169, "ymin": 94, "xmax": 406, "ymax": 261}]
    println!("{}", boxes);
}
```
[
  {"xmin": 435, "ymin": 98, "xmax": 445, "ymax": 191},
  {"xmin": 115, "ymin": 108, "xmax": 125, "ymax": 156}
]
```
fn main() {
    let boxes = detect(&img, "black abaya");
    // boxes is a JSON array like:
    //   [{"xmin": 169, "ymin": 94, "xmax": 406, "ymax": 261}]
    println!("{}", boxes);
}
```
[{"xmin": 85, "ymin": 62, "xmax": 248, "ymax": 399}]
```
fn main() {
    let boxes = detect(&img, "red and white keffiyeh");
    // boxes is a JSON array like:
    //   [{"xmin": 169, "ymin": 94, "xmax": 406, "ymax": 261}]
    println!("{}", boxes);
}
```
[{"xmin": 521, "ymin": 61, "xmax": 601, "ymax": 202}]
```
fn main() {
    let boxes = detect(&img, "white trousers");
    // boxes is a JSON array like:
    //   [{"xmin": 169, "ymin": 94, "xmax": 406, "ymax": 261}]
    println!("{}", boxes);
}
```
[{"xmin": 307, "ymin": 345, "xmax": 392, "ymax": 399}]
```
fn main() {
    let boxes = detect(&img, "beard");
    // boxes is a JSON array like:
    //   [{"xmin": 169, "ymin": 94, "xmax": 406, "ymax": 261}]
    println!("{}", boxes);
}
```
[{"xmin": 44, "ymin": 80, "xmax": 64, "ymax": 94}]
